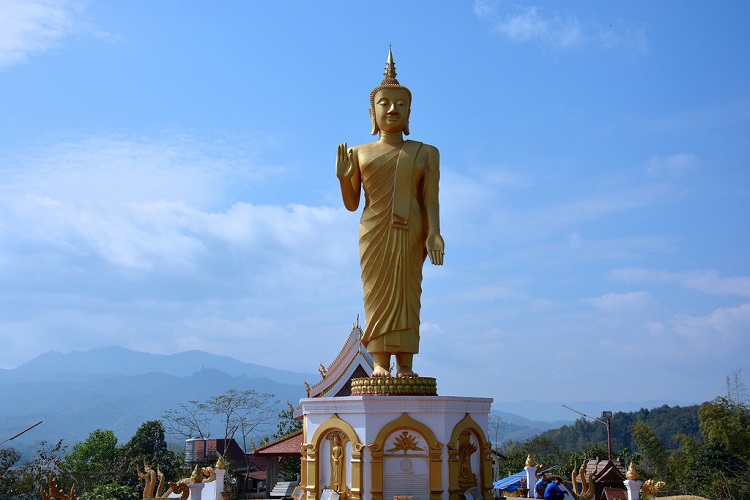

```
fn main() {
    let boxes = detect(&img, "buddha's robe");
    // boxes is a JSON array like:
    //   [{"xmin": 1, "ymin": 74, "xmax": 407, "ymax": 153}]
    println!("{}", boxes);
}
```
[{"xmin": 359, "ymin": 140, "xmax": 436, "ymax": 354}]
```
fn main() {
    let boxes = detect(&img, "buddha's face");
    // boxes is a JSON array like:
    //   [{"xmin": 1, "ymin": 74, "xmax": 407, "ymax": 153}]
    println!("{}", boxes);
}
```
[{"xmin": 372, "ymin": 87, "xmax": 410, "ymax": 134}]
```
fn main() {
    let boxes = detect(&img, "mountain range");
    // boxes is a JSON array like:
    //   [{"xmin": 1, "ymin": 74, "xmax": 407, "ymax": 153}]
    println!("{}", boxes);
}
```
[
  {"xmin": 0, "ymin": 347, "xmax": 316, "ymax": 460},
  {"xmin": 0, "ymin": 347, "xmax": 691, "ymax": 462}
]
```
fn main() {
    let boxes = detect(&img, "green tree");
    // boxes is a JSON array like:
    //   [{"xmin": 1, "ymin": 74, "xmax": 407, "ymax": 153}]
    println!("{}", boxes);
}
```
[
  {"xmin": 0, "ymin": 447, "xmax": 23, "ymax": 498},
  {"xmin": 274, "ymin": 407, "xmax": 303, "ymax": 440},
  {"xmin": 122, "ymin": 421, "xmax": 181, "ymax": 491},
  {"xmin": 631, "ymin": 421, "xmax": 669, "ymax": 479},
  {"xmin": 698, "ymin": 396, "xmax": 750, "ymax": 462},
  {"xmin": 78, "ymin": 482, "xmax": 138, "ymax": 500},
  {"xmin": 163, "ymin": 390, "xmax": 278, "ymax": 496},
  {"xmin": 63, "ymin": 429, "xmax": 126, "ymax": 494},
  {"xmin": 499, "ymin": 436, "xmax": 567, "ymax": 478},
  {"xmin": 678, "ymin": 440, "xmax": 750, "ymax": 499},
  {"xmin": 273, "ymin": 407, "xmax": 303, "ymax": 482},
  {"xmin": 207, "ymin": 389, "xmax": 278, "ymax": 446},
  {"xmin": 498, "ymin": 440, "xmax": 526, "ymax": 477},
  {"xmin": 3, "ymin": 440, "xmax": 70, "ymax": 500},
  {"xmin": 163, "ymin": 400, "xmax": 213, "ymax": 439}
]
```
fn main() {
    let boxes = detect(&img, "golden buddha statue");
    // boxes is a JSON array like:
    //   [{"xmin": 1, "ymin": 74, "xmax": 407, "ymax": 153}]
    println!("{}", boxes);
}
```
[{"xmin": 336, "ymin": 49, "xmax": 444, "ymax": 379}]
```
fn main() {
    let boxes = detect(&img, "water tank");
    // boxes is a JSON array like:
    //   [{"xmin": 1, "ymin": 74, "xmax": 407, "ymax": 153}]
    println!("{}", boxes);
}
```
[{"xmin": 185, "ymin": 437, "xmax": 207, "ymax": 463}]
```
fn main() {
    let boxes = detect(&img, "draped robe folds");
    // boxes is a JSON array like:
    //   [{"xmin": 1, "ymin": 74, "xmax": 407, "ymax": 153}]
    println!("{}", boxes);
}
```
[{"xmin": 359, "ymin": 140, "xmax": 434, "ymax": 354}]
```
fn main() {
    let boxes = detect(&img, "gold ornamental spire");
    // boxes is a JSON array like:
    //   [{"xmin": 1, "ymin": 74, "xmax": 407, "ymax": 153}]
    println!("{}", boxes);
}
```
[
  {"xmin": 384, "ymin": 46, "xmax": 397, "ymax": 80},
  {"xmin": 370, "ymin": 47, "xmax": 412, "ymax": 108}
]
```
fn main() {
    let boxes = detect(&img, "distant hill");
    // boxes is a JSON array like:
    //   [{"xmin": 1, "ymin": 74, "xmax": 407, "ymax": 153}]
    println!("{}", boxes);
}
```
[
  {"xmin": 2, "ymin": 347, "xmax": 685, "ymax": 465},
  {"xmin": 0, "ymin": 347, "xmax": 317, "ymax": 462},
  {"xmin": 0, "ymin": 346, "xmax": 310, "ymax": 385},
  {"xmin": 538, "ymin": 404, "xmax": 702, "ymax": 453},
  {"xmin": 492, "ymin": 410, "xmax": 573, "ymax": 444}
]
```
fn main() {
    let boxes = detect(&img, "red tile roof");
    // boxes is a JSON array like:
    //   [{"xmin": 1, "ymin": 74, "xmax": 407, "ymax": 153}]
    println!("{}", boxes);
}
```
[{"xmin": 254, "ymin": 430, "xmax": 303, "ymax": 457}]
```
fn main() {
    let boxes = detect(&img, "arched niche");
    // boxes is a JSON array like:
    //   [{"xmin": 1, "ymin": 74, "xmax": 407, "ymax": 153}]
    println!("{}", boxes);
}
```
[
  {"xmin": 368, "ymin": 413, "xmax": 444, "ymax": 500},
  {"xmin": 447, "ymin": 414, "xmax": 493, "ymax": 500},
  {"xmin": 304, "ymin": 414, "xmax": 364, "ymax": 500}
]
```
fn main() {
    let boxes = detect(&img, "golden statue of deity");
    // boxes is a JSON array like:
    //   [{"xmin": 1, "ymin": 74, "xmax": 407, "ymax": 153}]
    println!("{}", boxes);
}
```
[{"xmin": 337, "ymin": 49, "xmax": 444, "ymax": 379}]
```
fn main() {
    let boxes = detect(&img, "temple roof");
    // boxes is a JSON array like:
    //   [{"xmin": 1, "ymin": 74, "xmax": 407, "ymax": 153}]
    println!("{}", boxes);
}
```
[
  {"xmin": 587, "ymin": 459, "xmax": 627, "ymax": 483},
  {"xmin": 253, "ymin": 430, "xmax": 303, "ymax": 457},
  {"xmin": 305, "ymin": 318, "xmax": 373, "ymax": 399}
]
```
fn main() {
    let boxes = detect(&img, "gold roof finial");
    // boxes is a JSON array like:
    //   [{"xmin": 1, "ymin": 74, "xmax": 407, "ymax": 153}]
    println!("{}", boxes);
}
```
[
  {"xmin": 190, "ymin": 464, "xmax": 203, "ymax": 483},
  {"xmin": 370, "ymin": 47, "xmax": 412, "ymax": 108},
  {"xmin": 626, "ymin": 461, "xmax": 639, "ymax": 480}
]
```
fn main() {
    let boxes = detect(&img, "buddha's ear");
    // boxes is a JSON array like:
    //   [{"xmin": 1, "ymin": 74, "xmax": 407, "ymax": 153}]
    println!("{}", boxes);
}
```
[
  {"xmin": 369, "ymin": 107, "xmax": 379, "ymax": 135},
  {"xmin": 403, "ymin": 108, "xmax": 411, "ymax": 136}
]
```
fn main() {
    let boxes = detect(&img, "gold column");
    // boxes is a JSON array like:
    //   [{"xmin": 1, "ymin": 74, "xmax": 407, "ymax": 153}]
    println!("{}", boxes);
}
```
[
  {"xmin": 304, "ymin": 443, "xmax": 318, "ymax": 500},
  {"xmin": 350, "ymin": 442, "xmax": 365, "ymax": 500},
  {"xmin": 368, "ymin": 442, "xmax": 383, "ymax": 500},
  {"xmin": 429, "ymin": 442, "xmax": 445, "ymax": 500},
  {"xmin": 481, "ymin": 442, "xmax": 493, "ymax": 499},
  {"xmin": 447, "ymin": 441, "xmax": 460, "ymax": 500}
]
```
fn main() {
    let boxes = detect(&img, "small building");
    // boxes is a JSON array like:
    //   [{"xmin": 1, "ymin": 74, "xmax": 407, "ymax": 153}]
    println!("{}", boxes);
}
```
[
  {"xmin": 253, "ymin": 430, "xmax": 304, "ymax": 497},
  {"xmin": 185, "ymin": 437, "xmax": 264, "ymax": 497},
  {"xmin": 578, "ymin": 459, "xmax": 627, "ymax": 500}
]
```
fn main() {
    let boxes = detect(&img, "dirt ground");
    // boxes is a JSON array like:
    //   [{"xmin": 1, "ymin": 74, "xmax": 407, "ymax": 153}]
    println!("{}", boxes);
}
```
[{"xmin": 651, "ymin": 496, "xmax": 708, "ymax": 500}]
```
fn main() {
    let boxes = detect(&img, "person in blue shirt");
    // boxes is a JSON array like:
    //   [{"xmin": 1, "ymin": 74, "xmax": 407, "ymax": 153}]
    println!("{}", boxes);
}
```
[
  {"xmin": 534, "ymin": 473, "xmax": 549, "ymax": 498},
  {"xmin": 544, "ymin": 477, "xmax": 569, "ymax": 500}
]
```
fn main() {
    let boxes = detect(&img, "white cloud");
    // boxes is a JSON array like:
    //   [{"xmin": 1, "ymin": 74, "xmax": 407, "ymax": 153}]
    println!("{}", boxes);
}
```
[
  {"xmin": 473, "ymin": 0, "xmax": 647, "ymax": 52},
  {"xmin": 671, "ymin": 303, "xmax": 750, "ymax": 351},
  {"xmin": 0, "ymin": 134, "xmax": 366, "ymax": 369},
  {"xmin": 645, "ymin": 153, "xmax": 700, "ymax": 177},
  {"xmin": 0, "ymin": 135, "xmax": 355, "ymax": 272},
  {"xmin": 441, "ymin": 159, "xmax": 681, "ymax": 258},
  {"xmin": 584, "ymin": 291, "xmax": 657, "ymax": 313},
  {"xmin": 501, "ymin": 183, "xmax": 673, "ymax": 243},
  {"xmin": 611, "ymin": 268, "xmax": 750, "ymax": 298},
  {"xmin": 0, "ymin": 0, "xmax": 80, "ymax": 67},
  {"xmin": 492, "ymin": 6, "xmax": 583, "ymax": 48}
]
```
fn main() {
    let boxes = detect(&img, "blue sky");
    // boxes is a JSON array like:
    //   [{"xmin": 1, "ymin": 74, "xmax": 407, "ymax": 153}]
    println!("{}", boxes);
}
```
[{"xmin": 1, "ymin": 1, "xmax": 748, "ymax": 410}]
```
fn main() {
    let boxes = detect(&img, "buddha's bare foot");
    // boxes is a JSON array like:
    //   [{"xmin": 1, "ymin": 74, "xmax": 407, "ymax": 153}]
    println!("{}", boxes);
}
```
[
  {"xmin": 396, "ymin": 369, "xmax": 419, "ymax": 379},
  {"xmin": 372, "ymin": 366, "xmax": 391, "ymax": 378}
]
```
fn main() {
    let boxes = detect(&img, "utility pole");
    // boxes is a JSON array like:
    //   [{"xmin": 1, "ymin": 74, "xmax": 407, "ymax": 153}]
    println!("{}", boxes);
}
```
[
  {"xmin": 562, "ymin": 405, "xmax": 614, "ymax": 461},
  {"xmin": 602, "ymin": 411, "xmax": 612, "ymax": 461}
]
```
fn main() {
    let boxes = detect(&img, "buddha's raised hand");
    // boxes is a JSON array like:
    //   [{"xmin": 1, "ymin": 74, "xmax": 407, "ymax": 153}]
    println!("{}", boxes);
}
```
[{"xmin": 336, "ymin": 143, "xmax": 356, "ymax": 179}]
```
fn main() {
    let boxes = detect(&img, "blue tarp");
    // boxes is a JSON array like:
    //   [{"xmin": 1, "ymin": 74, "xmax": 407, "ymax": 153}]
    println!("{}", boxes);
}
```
[{"xmin": 493, "ymin": 471, "xmax": 526, "ymax": 492}]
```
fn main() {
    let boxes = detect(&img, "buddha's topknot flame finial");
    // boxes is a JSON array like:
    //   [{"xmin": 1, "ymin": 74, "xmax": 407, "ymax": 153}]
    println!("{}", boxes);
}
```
[{"xmin": 370, "ymin": 47, "xmax": 412, "ymax": 108}]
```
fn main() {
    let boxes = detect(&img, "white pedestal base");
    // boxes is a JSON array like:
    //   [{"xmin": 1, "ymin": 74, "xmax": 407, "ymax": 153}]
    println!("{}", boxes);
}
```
[{"xmin": 300, "ymin": 395, "xmax": 493, "ymax": 500}]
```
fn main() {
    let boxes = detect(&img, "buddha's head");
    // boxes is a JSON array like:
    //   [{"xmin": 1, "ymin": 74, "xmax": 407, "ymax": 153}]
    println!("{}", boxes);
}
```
[{"xmin": 369, "ymin": 48, "xmax": 411, "ymax": 136}]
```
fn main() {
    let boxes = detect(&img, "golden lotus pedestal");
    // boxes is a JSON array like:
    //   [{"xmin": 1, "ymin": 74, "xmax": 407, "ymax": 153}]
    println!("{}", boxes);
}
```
[
  {"xmin": 299, "ymin": 394, "xmax": 494, "ymax": 500},
  {"xmin": 350, "ymin": 377, "xmax": 438, "ymax": 396}
]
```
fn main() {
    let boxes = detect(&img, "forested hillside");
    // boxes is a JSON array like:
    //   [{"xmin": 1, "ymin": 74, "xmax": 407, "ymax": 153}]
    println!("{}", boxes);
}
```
[
  {"xmin": 540, "ymin": 404, "xmax": 701, "ymax": 452},
  {"xmin": 499, "ymin": 394, "xmax": 749, "ymax": 499}
]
